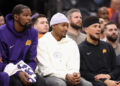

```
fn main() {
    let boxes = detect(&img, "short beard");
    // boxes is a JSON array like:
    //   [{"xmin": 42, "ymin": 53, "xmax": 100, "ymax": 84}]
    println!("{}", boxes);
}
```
[
  {"xmin": 90, "ymin": 34, "xmax": 99, "ymax": 41},
  {"xmin": 107, "ymin": 36, "xmax": 118, "ymax": 42},
  {"xmin": 62, "ymin": 35, "xmax": 66, "ymax": 38},
  {"xmin": 22, "ymin": 23, "xmax": 32, "ymax": 30},
  {"xmin": 17, "ymin": 19, "xmax": 32, "ymax": 30},
  {"xmin": 71, "ymin": 23, "xmax": 81, "ymax": 30},
  {"xmin": 59, "ymin": 34, "xmax": 66, "ymax": 39}
]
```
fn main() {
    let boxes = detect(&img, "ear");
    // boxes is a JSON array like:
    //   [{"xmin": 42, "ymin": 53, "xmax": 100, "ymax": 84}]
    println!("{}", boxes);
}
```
[
  {"xmin": 84, "ymin": 27, "xmax": 88, "ymax": 33},
  {"xmin": 14, "ymin": 14, "xmax": 19, "ymax": 21},
  {"xmin": 52, "ymin": 25, "xmax": 56, "ymax": 29},
  {"xmin": 33, "ymin": 24, "xmax": 37, "ymax": 29},
  {"xmin": 68, "ymin": 17, "xmax": 71, "ymax": 22}
]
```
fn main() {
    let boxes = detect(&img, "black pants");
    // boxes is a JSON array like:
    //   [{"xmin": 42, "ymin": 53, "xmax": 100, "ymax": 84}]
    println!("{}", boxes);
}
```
[{"xmin": 9, "ymin": 74, "xmax": 46, "ymax": 86}]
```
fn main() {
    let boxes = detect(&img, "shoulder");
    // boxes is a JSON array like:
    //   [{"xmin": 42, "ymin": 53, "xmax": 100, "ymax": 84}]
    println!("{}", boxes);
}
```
[
  {"xmin": 78, "ymin": 40, "xmax": 112, "ymax": 49},
  {"xmin": 99, "ymin": 41, "xmax": 112, "ymax": 47},
  {"xmin": 0, "ymin": 24, "xmax": 7, "ymax": 31},
  {"xmin": 98, "ymin": 41, "xmax": 114, "ymax": 53},
  {"xmin": 64, "ymin": 37, "xmax": 79, "ymax": 50},
  {"xmin": 39, "ymin": 32, "xmax": 50, "ymax": 40},
  {"xmin": 28, "ymin": 27, "xmax": 38, "ymax": 39},
  {"xmin": 65, "ymin": 36, "xmax": 77, "ymax": 45},
  {"xmin": 38, "ymin": 32, "xmax": 51, "ymax": 44},
  {"xmin": 37, "ymin": 32, "xmax": 54, "ymax": 48},
  {"xmin": 118, "ymin": 43, "xmax": 120, "ymax": 47},
  {"xmin": 80, "ymin": 32, "xmax": 86, "ymax": 37},
  {"xmin": 0, "ymin": 24, "xmax": 8, "ymax": 36},
  {"xmin": 79, "ymin": 32, "xmax": 86, "ymax": 40},
  {"xmin": 29, "ymin": 27, "xmax": 38, "ymax": 34},
  {"xmin": 78, "ymin": 40, "xmax": 86, "ymax": 48}
]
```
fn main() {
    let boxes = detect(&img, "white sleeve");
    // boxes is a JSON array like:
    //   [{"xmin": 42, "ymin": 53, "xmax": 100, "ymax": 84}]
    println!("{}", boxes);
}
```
[{"xmin": 66, "ymin": 41, "xmax": 80, "ymax": 74}]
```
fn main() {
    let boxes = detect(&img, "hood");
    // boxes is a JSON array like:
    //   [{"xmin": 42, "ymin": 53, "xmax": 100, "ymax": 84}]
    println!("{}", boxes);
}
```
[
  {"xmin": 58, "ymin": 35, "xmax": 73, "ymax": 44},
  {"xmin": 5, "ymin": 14, "xmax": 29, "ymax": 37}
]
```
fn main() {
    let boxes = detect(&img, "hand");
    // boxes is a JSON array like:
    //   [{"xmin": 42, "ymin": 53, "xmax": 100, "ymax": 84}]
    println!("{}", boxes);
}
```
[
  {"xmin": 66, "ymin": 73, "xmax": 80, "ymax": 85},
  {"xmin": 105, "ymin": 74, "xmax": 111, "ymax": 79},
  {"xmin": 117, "ymin": 83, "xmax": 120, "ymax": 86},
  {"xmin": 95, "ymin": 74, "xmax": 111, "ymax": 80},
  {"xmin": 73, "ymin": 72, "xmax": 80, "ymax": 84},
  {"xmin": 104, "ymin": 79, "xmax": 117, "ymax": 86},
  {"xmin": 115, "ymin": 81, "xmax": 120, "ymax": 85},
  {"xmin": 66, "ymin": 74, "xmax": 75, "ymax": 85},
  {"xmin": 73, "ymin": 72, "xmax": 80, "ymax": 78},
  {"xmin": 18, "ymin": 71, "xmax": 32, "ymax": 85}
]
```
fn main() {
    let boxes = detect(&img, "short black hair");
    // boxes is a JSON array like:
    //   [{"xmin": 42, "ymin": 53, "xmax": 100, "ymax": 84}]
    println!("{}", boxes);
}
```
[
  {"xmin": 83, "ymin": 16, "xmax": 99, "ymax": 27},
  {"xmin": 104, "ymin": 21, "xmax": 117, "ymax": 30},
  {"xmin": 32, "ymin": 14, "xmax": 46, "ymax": 25},
  {"xmin": 12, "ymin": 4, "xmax": 30, "ymax": 15}
]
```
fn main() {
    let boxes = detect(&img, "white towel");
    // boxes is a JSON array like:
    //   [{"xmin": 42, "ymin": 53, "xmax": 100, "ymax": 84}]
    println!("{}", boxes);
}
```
[
  {"xmin": 4, "ymin": 60, "xmax": 36, "ymax": 83},
  {"xmin": 3, "ymin": 63, "xmax": 19, "ymax": 76},
  {"xmin": 17, "ymin": 61, "xmax": 36, "ymax": 83}
]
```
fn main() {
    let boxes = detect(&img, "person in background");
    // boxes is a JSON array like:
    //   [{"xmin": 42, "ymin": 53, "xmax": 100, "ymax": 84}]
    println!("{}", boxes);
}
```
[
  {"xmin": 36, "ymin": 12, "xmax": 92, "ymax": 86},
  {"xmin": 0, "ymin": 12, "xmax": 5, "ymax": 26},
  {"xmin": 111, "ymin": 11, "xmax": 120, "ymax": 43},
  {"xmin": 104, "ymin": 21, "xmax": 120, "ymax": 56},
  {"xmin": 104, "ymin": 22, "xmax": 120, "ymax": 82},
  {"xmin": 99, "ymin": 18, "xmax": 108, "ymax": 41},
  {"xmin": 97, "ymin": 7, "xmax": 109, "ymax": 23},
  {"xmin": 66, "ymin": 8, "xmax": 86, "ymax": 45},
  {"xmin": 111, "ymin": 11, "xmax": 120, "ymax": 29},
  {"xmin": 79, "ymin": 16, "xmax": 120, "ymax": 86},
  {"xmin": 108, "ymin": 0, "xmax": 120, "ymax": 19},
  {"xmin": 32, "ymin": 14, "xmax": 49, "ymax": 39},
  {"xmin": 0, "ymin": 4, "xmax": 46, "ymax": 86}
]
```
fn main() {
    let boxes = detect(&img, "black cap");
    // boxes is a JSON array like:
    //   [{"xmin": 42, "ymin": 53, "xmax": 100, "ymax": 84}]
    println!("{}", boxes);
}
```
[{"xmin": 83, "ymin": 16, "xmax": 99, "ymax": 27}]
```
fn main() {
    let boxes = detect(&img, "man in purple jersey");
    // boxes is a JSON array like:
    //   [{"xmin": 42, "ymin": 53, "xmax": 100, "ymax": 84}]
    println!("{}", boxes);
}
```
[{"xmin": 0, "ymin": 4, "xmax": 46, "ymax": 86}]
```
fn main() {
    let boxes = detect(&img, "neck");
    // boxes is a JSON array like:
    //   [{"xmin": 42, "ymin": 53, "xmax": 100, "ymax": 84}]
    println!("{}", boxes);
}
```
[
  {"xmin": 14, "ymin": 22, "xmax": 24, "ymax": 32},
  {"xmin": 38, "ymin": 32, "xmax": 45, "ymax": 35},
  {"xmin": 100, "ymin": 33, "xmax": 105, "ymax": 40},
  {"xmin": 107, "ymin": 40, "xmax": 118, "ymax": 48},
  {"xmin": 68, "ymin": 25, "xmax": 80, "ymax": 36},
  {"xmin": 51, "ymin": 31, "xmax": 62, "ymax": 41},
  {"xmin": 87, "ymin": 35, "xmax": 98, "ymax": 45}
]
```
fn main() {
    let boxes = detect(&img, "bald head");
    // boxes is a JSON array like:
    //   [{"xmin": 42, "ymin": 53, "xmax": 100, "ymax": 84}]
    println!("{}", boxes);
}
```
[
  {"xmin": 98, "ymin": 7, "xmax": 108, "ymax": 13},
  {"xmin": 110, "ymin": 0, "xmax": 120, "ymax": 12},
  {"xmin": 97, "ymin": 7, "xmax": 109, "ymax": 21}
]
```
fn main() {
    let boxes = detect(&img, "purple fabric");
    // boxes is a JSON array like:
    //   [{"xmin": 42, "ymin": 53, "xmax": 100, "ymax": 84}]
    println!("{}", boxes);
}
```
[
  {"xmin": 111, "ymin": 12, "xmax": 119, "ymax": 25},
  {"xmin": 0, "ymin": 72, "xmax": 9, "ymax": 86}
]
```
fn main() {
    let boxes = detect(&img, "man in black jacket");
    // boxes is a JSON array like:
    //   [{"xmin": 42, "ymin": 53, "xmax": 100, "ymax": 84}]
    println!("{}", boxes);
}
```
[{"xmin": 79, "ymin": 16, "xmax": 120, "ymax": 86}]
